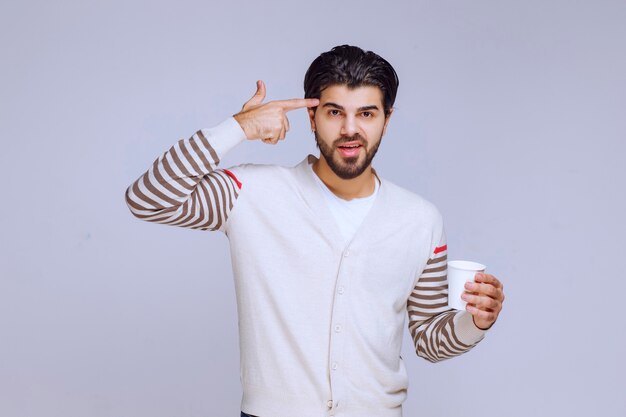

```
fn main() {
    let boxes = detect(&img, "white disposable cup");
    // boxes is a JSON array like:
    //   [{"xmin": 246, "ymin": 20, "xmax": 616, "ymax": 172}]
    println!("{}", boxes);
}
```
[{"xmin": 447, "ymin": 260, "xmax": 486, "ymax": 310}]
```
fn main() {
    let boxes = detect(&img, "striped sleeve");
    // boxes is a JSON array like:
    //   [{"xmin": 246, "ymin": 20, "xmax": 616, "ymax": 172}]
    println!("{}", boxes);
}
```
[
  {"xmin": 125, "ymin": 117, "xmax": 247, "ymax": 232},
  {"xmin": 407, "ymin": 230, "xmax": 486, "ymax": 363}
]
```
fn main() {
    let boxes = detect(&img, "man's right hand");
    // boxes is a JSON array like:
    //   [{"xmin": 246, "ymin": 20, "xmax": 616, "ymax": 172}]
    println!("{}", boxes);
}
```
[{"xmin": 233, "ymin": 80, "xmax": 319, "ymax": 145}]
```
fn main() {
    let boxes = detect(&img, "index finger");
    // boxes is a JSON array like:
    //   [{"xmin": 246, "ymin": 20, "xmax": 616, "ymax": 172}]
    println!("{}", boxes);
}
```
[
  {"xmin": 275, "ymin": 98, "xmax": 319, "ymax": 111},
  {"xmin": 475, "ymin": 273, "xmax": 503, "ymax": 289}
]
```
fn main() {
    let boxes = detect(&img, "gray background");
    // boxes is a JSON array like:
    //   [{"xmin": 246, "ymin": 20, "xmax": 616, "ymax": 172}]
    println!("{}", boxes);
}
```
[{"xmin": 1, "ymin": 0, "xmax": 625, "ymax": 416}]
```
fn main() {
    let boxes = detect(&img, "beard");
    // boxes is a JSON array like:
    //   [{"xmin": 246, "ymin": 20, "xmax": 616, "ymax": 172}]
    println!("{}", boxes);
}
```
[{"xmin": 314, "ymin": 131, "xmax": 382, "ymax": 180}]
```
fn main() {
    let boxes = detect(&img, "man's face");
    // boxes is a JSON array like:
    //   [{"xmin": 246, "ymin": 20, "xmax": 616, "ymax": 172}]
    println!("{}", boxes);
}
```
[{"xmin": 308, "ymin": 84, "xmax": 392, "ymax": 180}]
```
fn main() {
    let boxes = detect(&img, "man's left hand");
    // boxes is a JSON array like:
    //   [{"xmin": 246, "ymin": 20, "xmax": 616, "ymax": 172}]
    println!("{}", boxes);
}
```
[{"xmin": 461, "ymin": 273, "xmax": 505, "ymax": 330}]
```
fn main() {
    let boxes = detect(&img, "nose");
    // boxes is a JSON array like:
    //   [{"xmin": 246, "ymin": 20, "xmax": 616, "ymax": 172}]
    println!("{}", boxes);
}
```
[{"xmin": 340, "ymin": 114, "xmax": 359, "ymax": 137}]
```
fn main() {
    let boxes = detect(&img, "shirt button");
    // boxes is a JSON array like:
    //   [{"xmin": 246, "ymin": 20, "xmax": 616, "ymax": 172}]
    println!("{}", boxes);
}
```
[
  {"xmin": 327, "ymin": 400, "xmax": 333, "ymax": 408},
  {"xmin": 334, "ymin": 324, "xmax": 342, "ymax": 332},
  {"xmin": 344, "ymin": 250, "xmax": 350, "ymax": 257},
  {"xmin": 338, "ymin": 286, "xmax": 344, "ymax": 294},
  {"xmin": 332, "ymin": 362, "xmax": 338, "ymax": 370}
]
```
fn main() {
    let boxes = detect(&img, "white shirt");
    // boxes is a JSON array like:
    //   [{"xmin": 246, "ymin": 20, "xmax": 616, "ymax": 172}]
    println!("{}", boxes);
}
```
[{"xmin": 311, "ymin": 165, "xmax": 380, "ymax": 245}]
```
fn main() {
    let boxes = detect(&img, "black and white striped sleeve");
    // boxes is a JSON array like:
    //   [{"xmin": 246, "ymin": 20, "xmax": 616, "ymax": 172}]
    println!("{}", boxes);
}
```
[
  {"xmin": 407, "ymin": 228, "xmax": 487, "ymax": 362},
  {"xmin": 125, "ymin": 117, "xmax": 246, "ymax": 232}
]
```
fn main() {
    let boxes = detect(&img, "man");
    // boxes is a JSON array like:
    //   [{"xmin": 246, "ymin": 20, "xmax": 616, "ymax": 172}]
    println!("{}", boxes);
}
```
[{"xmin": 125, "ymin": 45, "xmax": 505, "ymax": 417}]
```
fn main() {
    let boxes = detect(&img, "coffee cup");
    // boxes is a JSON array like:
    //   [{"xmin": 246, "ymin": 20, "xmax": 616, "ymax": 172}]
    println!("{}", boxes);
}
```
[{"xmin": 447, "ymin": 260, "xmax": 486, "ymax": 310}]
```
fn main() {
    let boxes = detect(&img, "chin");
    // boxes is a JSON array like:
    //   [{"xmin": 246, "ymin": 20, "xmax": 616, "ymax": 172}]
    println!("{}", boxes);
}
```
[{"xmin": 331, "ymin": 159, "xmax": 369, "ymax": 180}]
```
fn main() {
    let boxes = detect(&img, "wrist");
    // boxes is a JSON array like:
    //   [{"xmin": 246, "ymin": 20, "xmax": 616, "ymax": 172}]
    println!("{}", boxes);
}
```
[{"xmin": 233, "ymin": 112, "xmax": 255, "ymax": 140}]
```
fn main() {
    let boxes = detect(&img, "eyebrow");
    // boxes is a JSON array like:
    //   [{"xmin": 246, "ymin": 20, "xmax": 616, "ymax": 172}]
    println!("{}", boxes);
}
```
[{"xmin": 322, "ymin": 102, "xmax": 380, "ymax": 112}]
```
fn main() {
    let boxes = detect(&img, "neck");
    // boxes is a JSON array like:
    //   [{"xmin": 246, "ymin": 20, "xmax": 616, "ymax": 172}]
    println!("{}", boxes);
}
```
[{"xmin": 312, "ymin": 155, "xmax": 377, "ymax": 200}]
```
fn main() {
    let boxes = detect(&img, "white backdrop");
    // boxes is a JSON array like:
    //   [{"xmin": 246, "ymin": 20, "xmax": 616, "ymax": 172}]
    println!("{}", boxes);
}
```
[{"xmin": 1, "ymin": 1, "xmax": 625, "ymax": 416}]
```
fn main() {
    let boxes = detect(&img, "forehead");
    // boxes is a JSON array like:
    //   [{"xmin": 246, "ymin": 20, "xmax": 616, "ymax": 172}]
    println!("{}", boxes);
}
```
[{"xmin": 319, "ymin": 84, "xmax": 383, "ymax": 109}]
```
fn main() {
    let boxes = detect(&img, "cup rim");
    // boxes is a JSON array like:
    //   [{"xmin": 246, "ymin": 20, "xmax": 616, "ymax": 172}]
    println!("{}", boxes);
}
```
[{"xmin": 448, "ymin": 260, "xmax": 486, "ymax": 271}]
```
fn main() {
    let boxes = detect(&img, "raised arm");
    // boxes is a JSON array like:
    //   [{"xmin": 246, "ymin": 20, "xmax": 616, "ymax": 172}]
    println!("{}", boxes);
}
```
[
  {"xmin": 124, "ymin": 80, "xmax": 319, "ymax": 232},
  {"xmin": 124, "ymin": 117, "xmax": 246, "ymax": 231},
  {"xmin": 407, "ymin": 231, "xmax": 487, "ymax": 363}
]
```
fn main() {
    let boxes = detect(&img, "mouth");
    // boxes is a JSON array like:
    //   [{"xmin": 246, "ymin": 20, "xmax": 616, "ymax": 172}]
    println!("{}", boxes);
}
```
[{"xmin": 337, "ymin": 141, "xmax": 363, "ymax": 158}]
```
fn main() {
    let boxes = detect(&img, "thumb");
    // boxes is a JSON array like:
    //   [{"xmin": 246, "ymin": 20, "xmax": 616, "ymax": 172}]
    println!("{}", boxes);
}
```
[{"xmin": 244, "ymin": 80, "xmax": 266, "ymax": 108}]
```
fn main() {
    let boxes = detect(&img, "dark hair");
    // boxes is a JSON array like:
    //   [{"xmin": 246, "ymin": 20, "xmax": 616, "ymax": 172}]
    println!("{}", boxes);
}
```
[{"xmin": 304, "ymin": 45, "xmax": 399, "ymax": 117}]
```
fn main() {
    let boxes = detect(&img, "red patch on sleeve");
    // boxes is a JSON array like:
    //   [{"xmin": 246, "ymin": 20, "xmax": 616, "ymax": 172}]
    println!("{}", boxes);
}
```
[
  {"xmin": 223, "ymin": 169, "xmax": 242, "ymax": 189},
  {"xmin": 434, "ymin": 244, "xmax": 447, "ymax": 254}
]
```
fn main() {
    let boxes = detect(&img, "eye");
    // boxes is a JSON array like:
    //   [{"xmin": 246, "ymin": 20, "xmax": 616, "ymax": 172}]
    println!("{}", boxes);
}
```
[
  {"xmin": 362, "ymin": 111, "xmax": 372, "ymax": 118},
  {"xmin": 329, "ymin": 109, "xmax": 341, "ymax": 116}
]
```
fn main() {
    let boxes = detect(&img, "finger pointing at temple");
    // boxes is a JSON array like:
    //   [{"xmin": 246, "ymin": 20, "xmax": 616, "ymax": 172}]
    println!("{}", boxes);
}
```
[
  {"xmin": 233, "ymin": 80, "xmax": 318, "ymax": 142},
  {"xmin": 274, "ymin": 98, "xmax": 320, "ymax": 111}
]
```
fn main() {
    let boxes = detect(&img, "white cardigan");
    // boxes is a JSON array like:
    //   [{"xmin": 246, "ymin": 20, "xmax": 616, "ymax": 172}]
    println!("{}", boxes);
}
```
[{"xmin": 126, "ymin": 117, "xmax": 487, "ymax": 417}]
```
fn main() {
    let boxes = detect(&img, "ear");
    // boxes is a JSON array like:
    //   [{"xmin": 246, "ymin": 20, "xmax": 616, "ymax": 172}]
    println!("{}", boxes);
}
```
[
  {"xmin": 382, "ymin": 108, "xmax": 394, "ymax": 136},
  {"xmin": 308, "ymin": 108, "xmax": 316, "ymax": 131}
]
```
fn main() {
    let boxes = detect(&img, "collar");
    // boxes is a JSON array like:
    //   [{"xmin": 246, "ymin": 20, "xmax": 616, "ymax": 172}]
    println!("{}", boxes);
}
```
[{"xmin": 293, "ymin": 154, "xmax": 387, "ymax": 251}]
